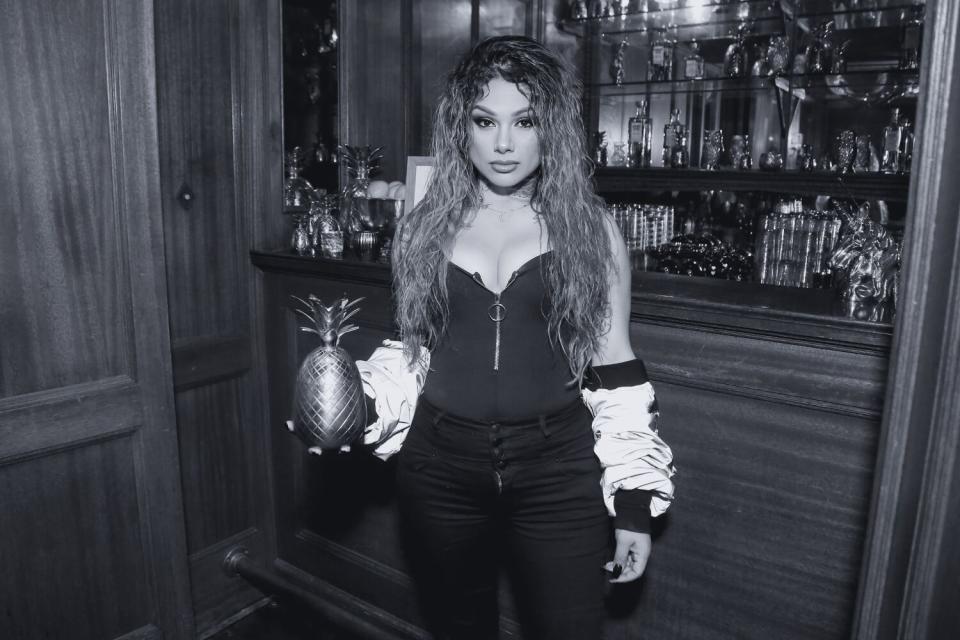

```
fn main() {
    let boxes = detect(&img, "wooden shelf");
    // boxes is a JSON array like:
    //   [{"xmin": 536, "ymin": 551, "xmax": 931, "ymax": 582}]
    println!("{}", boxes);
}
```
[{"xmin": 593, "ymin": 167, "xmax": 911, "ymax": 201}]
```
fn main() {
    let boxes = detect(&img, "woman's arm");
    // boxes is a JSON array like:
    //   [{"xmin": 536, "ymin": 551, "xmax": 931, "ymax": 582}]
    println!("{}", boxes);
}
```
[
  {"xmin": 592, "ymin": 213, "xmax": 635, "ymax": 367},
  {"xmin": 357, "ymin": 340, "xmax": 431, "ymax": 460},
  {"xmin": 586, "ymin": 213, "xmax": 676, "ymax": 582}
]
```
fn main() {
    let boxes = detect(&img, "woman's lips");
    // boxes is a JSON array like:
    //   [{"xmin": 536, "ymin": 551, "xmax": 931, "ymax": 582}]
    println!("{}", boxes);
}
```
[{"xmin": 490, "ymin": 161, "xmax": 519, "ymax": 173}]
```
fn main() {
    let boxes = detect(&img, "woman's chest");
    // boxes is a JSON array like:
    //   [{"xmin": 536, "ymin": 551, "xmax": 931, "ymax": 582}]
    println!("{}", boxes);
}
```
[{"xmin": 448, "ymin": 211, "xmax": 549, "ymax": 292}]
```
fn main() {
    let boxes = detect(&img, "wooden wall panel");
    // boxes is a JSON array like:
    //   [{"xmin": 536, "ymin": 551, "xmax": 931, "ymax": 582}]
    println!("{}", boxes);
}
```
[
  {"xmin": 0, "ymin": 437, "xmax": 150, "ymax": 639},
  {"xmin": 411, "ymin": 0, "xmax": 473, "ymax": 154},
  {"xmin": 0, "ymin": 0, "xmax": 129, "ymax": 398},
  {"xmin": 154, "ymin": 0, "xmax": 284, "ymax": 635},
  {"xmin": 175, "ymin": 378, "xmax": 255, "ymax": 551},
  {"xmin": 633, "ymin": 319, "xmax": 888, "ymax": 416},
  {"xmin": 615, "ymin": 383, "xmax": 876, "ymax": 640},
  {"xmin": 339, "ymin": 0, "xmax": 411, "ymax": 181},
  {"xmin": 155, "ymin": 0, "xmax": 244, "ymax": 342},
  {"xmin": 0, "ymin": 0, "xmax": 194, "ymax": 637}
]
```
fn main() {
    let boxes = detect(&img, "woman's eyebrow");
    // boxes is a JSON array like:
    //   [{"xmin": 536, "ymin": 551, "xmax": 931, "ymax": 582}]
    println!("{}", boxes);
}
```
[{"xmin": 471, "ymin": 105, "xmax": 532, "ymax": 116}]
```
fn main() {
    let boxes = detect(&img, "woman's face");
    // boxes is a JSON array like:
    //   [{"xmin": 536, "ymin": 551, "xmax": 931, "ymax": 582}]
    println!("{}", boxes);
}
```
[{"xmin": 468, "ymin": 77, "xmax": 541, "ymax": 191}]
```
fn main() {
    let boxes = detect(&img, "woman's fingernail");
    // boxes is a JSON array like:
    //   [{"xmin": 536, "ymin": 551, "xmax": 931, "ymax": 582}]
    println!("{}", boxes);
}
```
[{"xmin": 612, "ymin": 564, "xmax": 623, "ymax": 579}]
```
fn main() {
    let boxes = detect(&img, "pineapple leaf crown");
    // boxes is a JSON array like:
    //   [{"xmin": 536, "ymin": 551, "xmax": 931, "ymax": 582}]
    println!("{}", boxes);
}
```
[
  {"xmin": 291, "ymin": 294, "xmax": 364, "ymax": 346},
  {"xmin": 338, "ymin": 144, "xmax": 384, "ymax": 178}
]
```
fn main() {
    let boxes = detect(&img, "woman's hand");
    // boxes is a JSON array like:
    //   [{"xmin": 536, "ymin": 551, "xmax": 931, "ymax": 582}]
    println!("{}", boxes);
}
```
[{"xmin": 604, "ymin": 529, "xmax": 651, "ymax": 583}]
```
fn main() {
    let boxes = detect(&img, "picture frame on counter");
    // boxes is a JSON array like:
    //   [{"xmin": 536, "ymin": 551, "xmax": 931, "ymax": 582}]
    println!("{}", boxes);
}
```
[{"xmin": 405, "ymin": 156, "xmax": 435, "ymax": 216}]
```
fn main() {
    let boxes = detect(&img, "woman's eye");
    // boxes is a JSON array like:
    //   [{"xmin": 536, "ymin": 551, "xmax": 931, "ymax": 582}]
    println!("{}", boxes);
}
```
[
  {"xmin": 473, "ymin": 117, "xmax": 495, "ymax": 128},
  {"xmin": 516, "ymin": 118, "xmax": 534, "ymax": 128}
]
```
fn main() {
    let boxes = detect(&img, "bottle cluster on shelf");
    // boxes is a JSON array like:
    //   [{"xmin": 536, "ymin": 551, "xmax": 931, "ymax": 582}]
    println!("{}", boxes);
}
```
[
  {"xmin": 754, "ymin": 199, "xmax": 842, "ymax": 289},
  {"xmin": 571, "ymin": 2, "xmax": 924, "ymax": 83},
  {"xmin": 597, "ymin": 104, "xmax": 914, "ymax": 176},
  {"xmin": 608, "ymin": 202, "xmax": 675, "ymax": 252},
  {"xmin": 602, "ymin": 103, "xmax": 689, "ymax": 169}
]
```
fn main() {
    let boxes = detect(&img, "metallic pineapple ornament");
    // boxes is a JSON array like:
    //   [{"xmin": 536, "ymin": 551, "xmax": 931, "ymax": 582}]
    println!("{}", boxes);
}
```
[{"xmin": 288, "ymin": 295, "xmax": 367, "ymax": 454}]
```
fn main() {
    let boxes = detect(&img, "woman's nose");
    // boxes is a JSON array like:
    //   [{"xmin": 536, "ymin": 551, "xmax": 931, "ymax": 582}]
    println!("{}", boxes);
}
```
[{"xmin": 495, "ymin": 129, "xmax": 514, "ymax": 153}]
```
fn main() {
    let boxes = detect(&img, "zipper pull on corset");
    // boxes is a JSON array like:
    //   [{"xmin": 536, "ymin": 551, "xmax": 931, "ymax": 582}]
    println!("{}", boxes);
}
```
[{"xmin": 488, "ymin": 294, "xmax": 506, "ymax": 371}]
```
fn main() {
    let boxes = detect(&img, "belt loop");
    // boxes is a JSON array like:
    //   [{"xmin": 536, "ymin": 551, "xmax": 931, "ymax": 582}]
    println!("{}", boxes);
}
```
[{"xmin": 537, "ymin": 414, "xmax": 551, "ymax": 438}]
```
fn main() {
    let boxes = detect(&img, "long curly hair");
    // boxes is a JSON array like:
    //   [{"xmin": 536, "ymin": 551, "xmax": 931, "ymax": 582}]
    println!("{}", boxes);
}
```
[{"xmin": 392, "ymin": 35, "xmax": 613, "ymax": 384}]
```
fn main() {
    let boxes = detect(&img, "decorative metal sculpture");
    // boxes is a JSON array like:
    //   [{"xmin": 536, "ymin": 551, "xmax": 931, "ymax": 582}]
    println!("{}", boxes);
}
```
[
  {"xmin": 829, "ymin": 204, "xmax": 900, "ymax": 322},
  {"xmin": 287, "ymin": 295, "xmax": 367, "ymax": 454}
]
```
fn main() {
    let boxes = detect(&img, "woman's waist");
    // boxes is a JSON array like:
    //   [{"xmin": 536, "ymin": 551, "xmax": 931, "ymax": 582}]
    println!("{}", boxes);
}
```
[{"xmin": 407, "ymin": 396, "xmax": 595, "ymax": 463}]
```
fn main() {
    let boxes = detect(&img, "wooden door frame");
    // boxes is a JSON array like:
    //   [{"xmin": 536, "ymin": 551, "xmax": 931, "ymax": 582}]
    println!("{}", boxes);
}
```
[{"xmin": 853, "ymin": 1, "xmax": 960, "ymax": 637}]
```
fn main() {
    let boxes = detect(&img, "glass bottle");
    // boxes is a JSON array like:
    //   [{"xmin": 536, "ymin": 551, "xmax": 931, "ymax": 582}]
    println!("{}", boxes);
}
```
[
  {"xmin": 799, "ymin": 143, "xmax": 818, "ymax": 172},
  {"xmin": 628, "ymin": 99, "xmax": 653, "ymax": 168},
  {"xmin": 807, "ymin": 20, "xmax": 835, "ymax": 74},
  {"xmin": 881, "ymin": 108, "xmax": 903, "ymax": 174},
  {"xmin": 702, "ymin": 129, "xmax": 724, "ymax": 170},
  {"xmin": 284, "ymin": 148, "xmax": 320, "ymax": 254},
  {"xmin": 899, "ymin": 4, "xmax": 924, "ymax": 71},
  {"xmin": 648, "ymin": 29, "xmax": 675, "ymax": 81},
  {"xmin": 283, "ymin": 147, "xmax": 317, "ymax": 215},
  {"xmin": 593, "ymin": 131, "xmax": 608, "ymax": 167},
  {"xmin": 738, "ymin": 134, "xmax": 753, "ymax": 170},
  {"xmin": 662, "ymin": 108, "xmax": 682, "ymax": 166},
  {"xmin": 291, "ymin": 215, "xmax": 311, "ymax": 256},
  {"xmin": 899, "ymin": 118, "xmax": 914, "ymax": 174},
  {"xmin": 310, "ymin": 194, "xmax": 344, "ymax": 259},
  {"xmin": 724, "ymin": 23, "xmax": 749, "ymax": 78},
  {"xmin": 683, "ymin": 40, "xmax": 704, "ymax": 80},
  {"xmin": 610, "ymin": 142, "xmax": 628, "ymax": 167},
  {"xmin": 671, "ymin": 128, "xmax": 689, "ymax": 169}
]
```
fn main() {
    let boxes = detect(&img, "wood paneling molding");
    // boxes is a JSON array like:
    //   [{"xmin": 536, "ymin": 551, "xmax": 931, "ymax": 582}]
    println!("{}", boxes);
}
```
[
  {"xmin": 0, "ymin": 376, "xmax": 141, "ymax": 463},
  {"xmin": 853, "ymin": 0, "xmax": 960, "ymax": 636}
]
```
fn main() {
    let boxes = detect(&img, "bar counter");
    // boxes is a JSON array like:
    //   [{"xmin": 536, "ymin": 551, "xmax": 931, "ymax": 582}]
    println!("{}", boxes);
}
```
[{"xmin": 252, "ymin": 247, "xmax": 890, "ymax": 639}]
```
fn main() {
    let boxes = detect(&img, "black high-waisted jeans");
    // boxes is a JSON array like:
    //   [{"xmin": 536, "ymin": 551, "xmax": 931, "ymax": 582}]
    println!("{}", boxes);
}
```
[{"xmin": 396, "ymin": 397, "xmax": 610, "ymax": 640}]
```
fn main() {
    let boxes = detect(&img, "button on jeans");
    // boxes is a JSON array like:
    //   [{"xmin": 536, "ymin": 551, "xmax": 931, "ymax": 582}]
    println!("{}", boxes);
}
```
[{"xmin": 396, "ymin": 398, "xmax": 610, "ymax": 640}]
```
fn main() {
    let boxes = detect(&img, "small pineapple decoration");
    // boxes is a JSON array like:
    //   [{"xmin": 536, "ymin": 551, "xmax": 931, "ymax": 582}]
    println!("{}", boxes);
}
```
[
  {"xmin": 288, "ymin": 295, "xmax": 367, "ymax": 454},
  {"xmin": 339, "ymin": 144, "xmax": 384, "ymax": 235}
]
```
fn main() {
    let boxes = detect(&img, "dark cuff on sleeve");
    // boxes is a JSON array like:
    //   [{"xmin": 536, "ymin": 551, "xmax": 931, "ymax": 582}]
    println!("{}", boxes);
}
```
[
  {"xmin": 584, "ymin": 359, "xmax": 649, "ymax": 391},
  {"xmin": 613, "ymin": 489, "xmax": 653, "ymax": 534},
  {"xmin": 363, "ymin": 393, "xmax": 378, "ymax": 425}
]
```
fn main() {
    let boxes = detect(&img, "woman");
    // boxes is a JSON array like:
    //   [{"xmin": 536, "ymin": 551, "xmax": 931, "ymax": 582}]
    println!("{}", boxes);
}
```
[{"xmin": 357, "ymin": 36, "xmax": 675, "ymax": 640}]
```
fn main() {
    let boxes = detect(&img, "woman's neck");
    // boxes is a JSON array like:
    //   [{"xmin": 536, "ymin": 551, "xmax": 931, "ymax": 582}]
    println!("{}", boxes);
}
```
[{"xmin": 479, "ymin": 175, "xmax": 536, "ymax": 206}]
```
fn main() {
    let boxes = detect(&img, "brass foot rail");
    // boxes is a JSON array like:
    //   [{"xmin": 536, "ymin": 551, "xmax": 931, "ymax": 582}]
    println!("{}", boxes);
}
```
[{"xmin": 222, "ymin": 546, "xmax": 398, "ymax": 639}]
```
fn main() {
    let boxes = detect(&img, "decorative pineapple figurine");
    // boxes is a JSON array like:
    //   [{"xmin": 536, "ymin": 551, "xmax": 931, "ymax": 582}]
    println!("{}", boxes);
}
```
[
  {"xmin": 288, "ymin": 295, "xmax": 367, "ymax": 454},
  {"xmin": 339, "ymin": 144, "xmax": 384, "ymax": 236}
]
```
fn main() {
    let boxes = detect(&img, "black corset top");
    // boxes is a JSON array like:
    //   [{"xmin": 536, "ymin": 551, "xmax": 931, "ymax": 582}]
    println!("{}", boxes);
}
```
[{"xmin": 421, "ymin": 250, "xmax": 580, "ymax": 421}]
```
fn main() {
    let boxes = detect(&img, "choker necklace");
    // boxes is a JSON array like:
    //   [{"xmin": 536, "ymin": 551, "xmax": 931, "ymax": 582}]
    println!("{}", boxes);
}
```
[{"xmin": 479, "ymin": 199, "xmax": 531, "ymax": 221}]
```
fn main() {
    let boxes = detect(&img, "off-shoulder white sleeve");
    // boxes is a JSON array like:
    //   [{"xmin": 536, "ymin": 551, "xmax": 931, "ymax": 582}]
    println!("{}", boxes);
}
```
[
  {"xmin": 581, "ymin": 382, "xmax": 676, "ymax": 518},
  {"xmin": 355, "ymin": 339, "xmax": 430, "ymax": 460}
]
